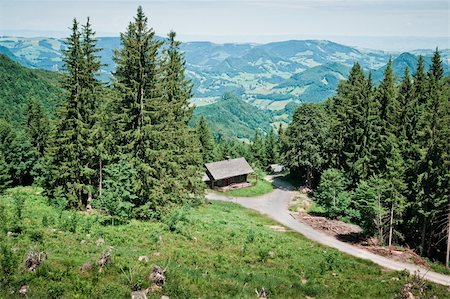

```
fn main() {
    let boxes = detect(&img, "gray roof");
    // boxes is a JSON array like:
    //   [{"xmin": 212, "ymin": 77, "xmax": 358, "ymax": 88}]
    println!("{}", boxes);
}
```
[{"xmin": 205, "ymin": 157, "xmax": 254, "ymax": 181}]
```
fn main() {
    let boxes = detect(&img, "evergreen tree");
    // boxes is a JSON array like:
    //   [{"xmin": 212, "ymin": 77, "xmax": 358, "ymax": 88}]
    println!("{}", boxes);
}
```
[
  {"xmin": 328, "ymin": 63, "xmax": 367, "ymax": 180},
  {"xmin": 251, "ymin": 131, "xmax": 267, "ymax": 167},
  {"xmin": 264, "ymin": 129, "xmax": 278, "ymax": 165},
  {"xmin": 415, "ymin": 49, "xmax": 448, "ymax": 255},
  {"xmin": 353, "ymin": 176, "xmax": 388, "ymax": 243},
  {"xmin": 48, "ymin": 18, "xmax": 102, "ymax": 208},
  {"xmin": 0, "ymin": 152, "xmax": 11, "ymax": 193},
  {"xmin": 196, "ymin": 116, "xmax": 217, "ymax": 163},
  {"xmin": 315, "ymin": 168, "xmax": 353, "ymax": 219},
  {"xmin": 25, "ymin": 99, "xmax": 50, "ymax": 157},
  {"xmin": 113, "ymin": 8, "xmax": 202, "ymax": 217},
  {"xmin": 282, "ymin": 103, "xmax": 330, "ymax": 188}
]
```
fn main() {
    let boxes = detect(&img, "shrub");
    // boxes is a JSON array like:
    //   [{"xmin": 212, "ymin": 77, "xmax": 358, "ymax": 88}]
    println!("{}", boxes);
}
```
[
  {"xmin": 29, "ymin": 230, "xmax": 44, "ymax": 243},
  {"xmin": 164, "ymin": 205, "xmax": 191, "ymax": 233},
  {"xmin": 94, "ymin": 157, "xmax": 136, "ymax": 222}
]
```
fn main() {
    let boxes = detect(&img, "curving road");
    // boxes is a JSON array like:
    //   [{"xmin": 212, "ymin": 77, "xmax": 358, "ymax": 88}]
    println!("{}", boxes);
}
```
[{"xmin": 206, "ymin": 177, "xmax": 450, "ymax": 287}]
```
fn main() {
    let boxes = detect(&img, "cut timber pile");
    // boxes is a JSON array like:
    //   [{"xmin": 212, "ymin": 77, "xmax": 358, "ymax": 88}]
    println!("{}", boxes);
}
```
[
  {"xmin": 295, "ymin": 213, "xmax": 429, "ymax": 268},
  {"xmin": 299, "ymin": 214, "xmax": 362, "ymax": 237}
]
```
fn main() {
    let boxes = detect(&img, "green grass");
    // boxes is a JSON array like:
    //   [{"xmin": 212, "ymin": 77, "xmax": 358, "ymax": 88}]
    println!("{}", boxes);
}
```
[
  {"xmin": 219, "ymin": 179, "xmax": 274, "ymax": 197},
  {"xmin": 0, "ymin": 187, "xmax": 448, "ymax": 298}
]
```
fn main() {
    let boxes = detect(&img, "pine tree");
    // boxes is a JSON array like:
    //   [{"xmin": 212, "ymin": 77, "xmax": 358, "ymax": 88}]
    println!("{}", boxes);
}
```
[
  {"xmin": 251, "ymin": 131, "xmax": 267, "ymax": 167},
  {"xmin": 329, "ymin": 63, "xmax": 366, "ymax": 177},
  {"xmin": 196, "ymin": 116, "xmax": 217, "ymax": 163},
  {"xmin": 80, "ymin": 17, "xmax": 103, "ymax": 210},
  {"xmin": 282, "ymin": 103, "xmax": 330, "ymax": 188},
  {"xmin": 415, "ymin": 49, "xmax": 448, "ymax": 256},
  {"xmin": 47, "ymin": 19, "xmax": 84, "ymax": 207},
  {"xmin": 0, "ymin": 152, "xmax": 11, "ymax": 193},
  {"xmin": 113, "ymin": 8, "xmax": 202, "ymax": 217},
  {"xmin": 25, "ymin": 99, "xmax": 50, "ymax": 157},
  {"xmin": 368, "ymin": 58, "xmax": 399, "ymax": 177},
  {"xmin": 383, "ymin": 135, "xmax": 406, "ymax": 246},
  {"xmin": 264, "ymin": 129, "xmax": 278, "ymax": 165}
]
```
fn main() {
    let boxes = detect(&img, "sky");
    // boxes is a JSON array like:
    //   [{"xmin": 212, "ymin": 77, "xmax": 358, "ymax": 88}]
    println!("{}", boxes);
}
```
[{"xmin": 0, "ymin": 0, "xmax": 449, "ymax": 51}]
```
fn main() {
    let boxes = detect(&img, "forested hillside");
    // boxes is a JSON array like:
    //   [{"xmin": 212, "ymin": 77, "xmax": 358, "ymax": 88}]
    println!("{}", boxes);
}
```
[
  {"xmin": 192, "ymin": 93, "xmax": 274, "ymax": 140},
  {"xmin": 1, "ymin": 36, "xmax": 449, "ymax": 110},
  {"xmin": 281, "ymin": 53, "xmax": 450, "ymax": 266},
  {"xmin": 0, "ymin": 54, "xmax": 63, "ymax": 123}
]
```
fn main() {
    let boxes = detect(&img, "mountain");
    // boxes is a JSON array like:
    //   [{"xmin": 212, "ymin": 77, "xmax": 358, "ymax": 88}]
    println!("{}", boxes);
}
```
[
  {"xmin": 0, "ymin": 53, "xmax": 63, "ymax": 123},
  {"xmin": 1, "ymin": 36, "xmax": 449, "ymax": 139},
  {"xmin": 372, "ymin": 52, "xmax": 449, "ymax": 83},
  {"xmin": 191, "ymin": 93, "xmax": 274, "ymax": 140},
  {"xmin": 2, "ymin": 36, "xmax": 448, "ymax": 112}
]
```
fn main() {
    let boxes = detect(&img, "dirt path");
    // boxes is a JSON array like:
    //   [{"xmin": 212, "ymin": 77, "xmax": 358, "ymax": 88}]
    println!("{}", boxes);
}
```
[{"xmin": 206, "ymin": 177, "xmax": 450, "ymax": 287}]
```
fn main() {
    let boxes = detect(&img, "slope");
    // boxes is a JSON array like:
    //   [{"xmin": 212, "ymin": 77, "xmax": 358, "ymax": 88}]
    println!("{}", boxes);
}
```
[
  {"xmin": 1, "ymin": 186, "xmax": 448, "ymax": 298},
  {"xmin": 192, "ymin": 93, "xmax": 274, "ymax": 140},
  {"xmin": 0, "ymin": 54, "xmax": 63, "ymax": 123}
]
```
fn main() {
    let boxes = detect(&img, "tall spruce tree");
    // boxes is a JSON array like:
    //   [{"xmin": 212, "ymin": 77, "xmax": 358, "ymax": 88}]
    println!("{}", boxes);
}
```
[
  {"xmin": 47, "ymin": 19, "xmax": 84, "ymax": 207},
  {"xmin": 196, "ymin": 116, "xmax": 217, "ymax": 163},
  {"xmin": 25, "ymin": 99, "xmax": 50, "ymax": 157},
  {"xmin": 49, "ymin": 18, "xmax": 102, "ymax": 208},
  {"xmin": 113, "ymin": 8, "xmax": 202, "ymax": 217},
  {"xmin": 282, "ymin": 103, "xmax": 330, "ymax": 188},
  {"xmin": 329, "ymin": 63, "xmax": 366, "ymax": 179}
]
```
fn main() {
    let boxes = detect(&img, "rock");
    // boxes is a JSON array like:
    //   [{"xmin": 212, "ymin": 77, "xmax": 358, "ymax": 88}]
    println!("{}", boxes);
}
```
[
  {"xmin": 138, "ymin": 256, "xmax": 149, "ymax": 262},
  {"xmin": 161, "ymin": 296, "xmax": 169, "ymax": 299},
  {"xmin": 97, "ymin": 249, "xmax": 112, "ymax": 272},
  {"xmin": 256, "ymin": 287, "xmax": 266, "ymax": 299},
  {"xmin": 25, "ymin": 250, "xmax": 46, "ymax": 272},
  {"xmin": 80, "ymin": 240, "xmax": 86, "ymax": 245},
  {"xmin": 7, "ymin": 231, "xmax": 13, "ymax": 237},
  {"xmin": 96, "ymin": 238, "xmax": 105, "ymax": 246},
  {"xmin": 80, "ymin": 262, "xmax": 93, "ymax": 273},
  {"xmin": 18, "ymin": 285, "xmax": 29, "ymax": 296},
  {"xmin": 153, "ymin": 252, "xmax": 161, "ymax": 257},
  {"xmin": 131, "ymin": 288, "xmax": 150, "ymax": 299},
  {"xmin": 149, "ymin": 265, "xmax": 166, "ymax": 287},
  {"xmin": 405, "ymin": 291, "xmax": 415, "ymax": 299}
]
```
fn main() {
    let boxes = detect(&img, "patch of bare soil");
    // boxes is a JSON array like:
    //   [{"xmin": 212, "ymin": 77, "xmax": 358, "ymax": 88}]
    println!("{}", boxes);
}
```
[{"xmin": 291, "ymin": 195, "xmax": 429, "ymax": 269}]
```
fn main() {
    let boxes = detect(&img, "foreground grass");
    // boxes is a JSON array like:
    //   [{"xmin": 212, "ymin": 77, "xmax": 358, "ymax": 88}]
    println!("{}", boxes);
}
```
[
  {"xmin": 0, "ymin": 187, "xmax": 448, "ymax": 298},
  {"xmin": 219, "ymin": 178, "xmax": 274, "ymax": 197}
]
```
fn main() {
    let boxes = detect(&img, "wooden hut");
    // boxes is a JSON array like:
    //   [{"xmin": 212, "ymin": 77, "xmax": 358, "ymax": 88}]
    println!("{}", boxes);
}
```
[{"xmin": 203, "ymin": 157, "xmax": 254, "ymax": 188}]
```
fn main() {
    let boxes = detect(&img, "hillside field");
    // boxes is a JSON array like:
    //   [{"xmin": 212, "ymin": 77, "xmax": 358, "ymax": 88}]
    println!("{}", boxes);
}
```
[{"xmin": 0, "ymin": 187, "xmax": 448, "ymax": 298}]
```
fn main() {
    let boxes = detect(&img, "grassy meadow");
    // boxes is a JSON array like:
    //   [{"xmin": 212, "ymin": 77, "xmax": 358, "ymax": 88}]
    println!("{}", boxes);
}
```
[
  {"xmin": 219, "ymin": 178, "xmax": 274, "ymax": 197},
  {"xmin": 0, "ymin": 187, "xmax": 448, "ymax": 298}
]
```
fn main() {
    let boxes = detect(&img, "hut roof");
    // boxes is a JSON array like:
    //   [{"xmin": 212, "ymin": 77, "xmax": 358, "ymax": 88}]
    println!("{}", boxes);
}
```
[{"xmin": 205, "ymin": 157, "xmax": 254, "ymax": 181}]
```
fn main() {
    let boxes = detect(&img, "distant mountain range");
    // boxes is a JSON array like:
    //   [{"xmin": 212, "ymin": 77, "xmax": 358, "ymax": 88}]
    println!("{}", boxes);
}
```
[{"xmin": 1, "ymin": 36, "xmax": 449, "ymax": 133}]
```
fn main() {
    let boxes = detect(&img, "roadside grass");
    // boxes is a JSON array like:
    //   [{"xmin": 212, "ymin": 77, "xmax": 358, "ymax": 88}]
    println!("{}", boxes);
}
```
[
  {"xmin": 0, "ymin": 187, "xmax": 448, "ymax": 298},
  {"xmin": 425, "ymin": 258, "xmax": 450, "ymax": 275},
  {"xmin": 219, "ymin": 178, "xmax": 274, "ymax": 197}
]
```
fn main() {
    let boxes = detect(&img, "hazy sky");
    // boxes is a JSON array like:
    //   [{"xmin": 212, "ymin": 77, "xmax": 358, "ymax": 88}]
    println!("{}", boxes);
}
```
[{"xmin": 0, "ymin": 0, "xmax": 449, "ymax": 51}]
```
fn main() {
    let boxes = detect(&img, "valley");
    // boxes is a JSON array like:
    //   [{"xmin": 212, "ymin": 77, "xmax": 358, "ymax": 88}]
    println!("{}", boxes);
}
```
[{"xmin": 1, "ymin": 36, "xmax": 449, "ymax": 138}]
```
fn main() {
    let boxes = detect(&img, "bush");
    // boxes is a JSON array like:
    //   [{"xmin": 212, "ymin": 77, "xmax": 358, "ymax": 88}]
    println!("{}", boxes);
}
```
[
  {"xmin": 164, "ymin": 205, "xmax": 191, "ymax": 233},
  {"xmin": 94, "ymin": 157, "xmax": 136, "ymax": 222},
  {"xmin": 29, "ymin": 230, "xmax": 44, "ymax": 243}
]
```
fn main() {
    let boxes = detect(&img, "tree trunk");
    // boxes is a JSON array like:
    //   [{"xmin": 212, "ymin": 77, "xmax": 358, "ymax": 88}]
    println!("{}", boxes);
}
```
[
  {"xmin": 306, "ymin": 166, "xmax": 312, "ymax": 189},
  {"xmin": 446, "ymin": 202, "xmax": 450, "ymax": 268},
  {"xmin": 378, "ymin": 194, "xmax": 383, "ymax": 245},
  {"xmin": 420, "ymin": 220, "xmax": 427, "ymax": 255},
  {"xmin": 98, "ymin": 157, "xmax": 103, "ymax": 197},
  {"xmin": 388, "ymin": 202, "xmax": 394, "ymax": 247},
  {"xmin": 86, "ymin": 189, "xmax": 92, "ymax": 211}
]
